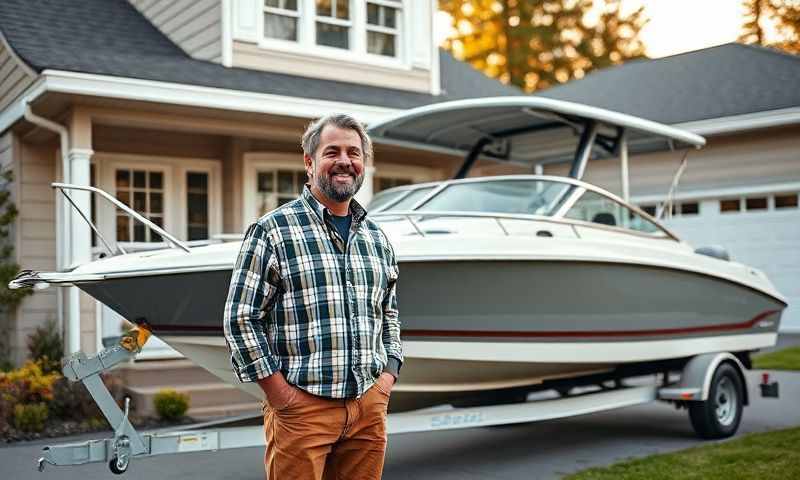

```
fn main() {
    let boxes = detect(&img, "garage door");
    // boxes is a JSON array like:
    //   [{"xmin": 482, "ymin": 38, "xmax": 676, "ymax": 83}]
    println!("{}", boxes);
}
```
[{"xmin": 657, "ymin": 193, "xmax": 800, "ymax": 333}]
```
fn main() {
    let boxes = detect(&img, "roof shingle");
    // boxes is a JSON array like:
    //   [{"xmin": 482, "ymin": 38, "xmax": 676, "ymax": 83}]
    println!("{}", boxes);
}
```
[{"xmin": 536, "ymin": 43, "xmax": 800, "ymax": 124}]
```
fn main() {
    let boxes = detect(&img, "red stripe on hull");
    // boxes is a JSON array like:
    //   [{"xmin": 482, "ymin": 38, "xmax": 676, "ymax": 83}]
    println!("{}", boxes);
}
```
[
  {"xmin": 401, "ymin": 309, "xmax": 781, "ymax": 339},
  {"xmin": 146, "ymin": 310, "xmax": 781, "ymax": 339}
]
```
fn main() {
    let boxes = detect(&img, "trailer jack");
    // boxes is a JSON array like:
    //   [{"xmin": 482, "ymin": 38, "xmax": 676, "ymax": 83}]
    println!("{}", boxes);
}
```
[{"xmin": 38, "ymin": 326, "xmax": 151, "ymax": 474}]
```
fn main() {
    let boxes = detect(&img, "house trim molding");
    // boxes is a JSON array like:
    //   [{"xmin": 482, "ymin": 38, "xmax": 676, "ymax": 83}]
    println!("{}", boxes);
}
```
[
  {"xmin": 630, "ymin": 181, "xmax": 800, "ymax": 205},
  {"xmin": 1, "ymin": 69, "xmax": 399, "ymax": 135},
  {"xmin": 674, "ymin": 107, "xmax": 800, "ymax": 136}
]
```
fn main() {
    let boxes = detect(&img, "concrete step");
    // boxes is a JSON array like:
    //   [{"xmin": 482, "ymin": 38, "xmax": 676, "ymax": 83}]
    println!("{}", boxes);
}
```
[
  {"xmin": 113, "ymin": 359, "xmax": 220, "ymax": 388},
  {"xmin": 126, "ymin": 382, "xmax": 257, "ymax": 417},
  {"xmin": 188, "ymin": 402, "xmax": 263, "ymax": 420}
]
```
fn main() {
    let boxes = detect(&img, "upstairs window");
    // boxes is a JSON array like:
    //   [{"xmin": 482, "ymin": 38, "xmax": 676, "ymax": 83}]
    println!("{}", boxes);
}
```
[
  {"xmin": 316, "ymin": 0, "xmax": 351, "ymax": 49},
  {"xmin": 261, "ymin": 0, "xmax": 403, "ymax": 59},
  {"xmin": 264, "ymin": 0, "xmax": 300, "ymax": 41},
  {"xmin": 367, "ymin": 1, "xmax": 401, "ymax": 57}
]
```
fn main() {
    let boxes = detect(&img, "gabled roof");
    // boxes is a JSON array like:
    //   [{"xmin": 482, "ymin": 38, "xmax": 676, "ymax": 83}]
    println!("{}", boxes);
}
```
[
  {"xmin": 0, "ymin": 0, "xmax": 518, "ymax": 111},
  {"xmin": 537, "ymin": 43, "xmax": 800, "ymax": 125}
]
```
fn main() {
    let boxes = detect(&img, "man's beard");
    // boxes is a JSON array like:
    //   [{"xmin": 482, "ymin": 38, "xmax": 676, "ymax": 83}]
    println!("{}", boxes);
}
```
[{"xmin": 315, "ymin": 166, "xmax": 364, "ymax": 203}]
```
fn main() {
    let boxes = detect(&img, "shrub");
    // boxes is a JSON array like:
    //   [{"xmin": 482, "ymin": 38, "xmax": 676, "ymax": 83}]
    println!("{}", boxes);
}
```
[
  {"xmin": 13, "ymin": 402, "xmax": 48, "ymax": 432},
  {"xmin": 0, "ymin": 359, "xmax": 12, "ymax": 372},
  {"xmin": 153, "ymin": 389, "xmax": 189, "ymax": 421},
  {"xmin": 0, "ymin": 360, "xmax": 59, "ymax": 404},
  {"xmin": 49, "ymin": 376, "xmax": 104, "ymax": 422},
  {"xmin": 26, "ymin": 320, "xmax": 63, "ymax": 374},
  {"xmin": 0, "ymin": 391, "xmax": 11, "ymax": 435}
]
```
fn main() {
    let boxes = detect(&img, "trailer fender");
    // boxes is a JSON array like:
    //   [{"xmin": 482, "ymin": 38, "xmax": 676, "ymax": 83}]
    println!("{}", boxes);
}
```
[{"xmin": 658, "ymin": 353, "xmax": 749, "ymax": 406}]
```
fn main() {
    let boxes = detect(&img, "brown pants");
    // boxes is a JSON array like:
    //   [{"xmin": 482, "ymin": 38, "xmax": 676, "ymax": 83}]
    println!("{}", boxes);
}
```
[{"xmin": 263, "ymin": 382, "xmax": 390, "ymax": 480}]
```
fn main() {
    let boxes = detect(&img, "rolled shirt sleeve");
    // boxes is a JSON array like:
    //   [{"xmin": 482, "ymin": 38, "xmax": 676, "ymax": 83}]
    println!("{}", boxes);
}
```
[
  {"xmin": 381, "ymin": 246, "xmax": 403, "ymax": 378},
  {"xmin": 223, "ymin": 222, "xmax": 282, "ymax": 383}
]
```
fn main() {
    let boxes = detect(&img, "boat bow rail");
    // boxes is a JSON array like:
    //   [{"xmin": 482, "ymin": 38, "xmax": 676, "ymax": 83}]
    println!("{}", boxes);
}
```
[{"xmin": 53, "ymin": 183, "xmax": 190, "ymax": 256}]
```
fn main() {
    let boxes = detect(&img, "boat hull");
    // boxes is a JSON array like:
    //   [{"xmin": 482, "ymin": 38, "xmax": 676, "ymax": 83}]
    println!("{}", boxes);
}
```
[
  {"xmin": 75, "ymin": 259, "xmax": 784, "ymax": 411},
  {"xmin": 79, "ymin": 259, "xmax": 784, "ymax": 341}
]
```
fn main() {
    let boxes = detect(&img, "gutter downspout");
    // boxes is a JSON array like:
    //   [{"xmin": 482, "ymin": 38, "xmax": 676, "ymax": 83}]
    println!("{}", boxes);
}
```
[{"xmin": 23, "ymin": 101, "xmax": 80, "ymax": 355}]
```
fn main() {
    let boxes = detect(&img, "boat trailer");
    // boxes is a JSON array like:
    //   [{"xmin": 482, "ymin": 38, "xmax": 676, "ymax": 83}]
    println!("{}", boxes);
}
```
[{"xmin": 36, "ymin": 328, "xmax": 780, "ymax": 475}]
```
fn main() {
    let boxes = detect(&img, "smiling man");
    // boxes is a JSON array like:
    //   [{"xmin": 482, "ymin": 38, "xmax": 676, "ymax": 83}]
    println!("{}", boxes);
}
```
[{"xmin": 223, "ymin": 114, "xmax": 402, "ymax": 479}]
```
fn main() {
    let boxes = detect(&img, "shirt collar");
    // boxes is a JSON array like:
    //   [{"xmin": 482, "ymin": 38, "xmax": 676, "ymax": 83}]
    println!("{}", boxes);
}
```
[{"xmin": 301, "ymin": 184, "xmax": 368, "ymax": 226}]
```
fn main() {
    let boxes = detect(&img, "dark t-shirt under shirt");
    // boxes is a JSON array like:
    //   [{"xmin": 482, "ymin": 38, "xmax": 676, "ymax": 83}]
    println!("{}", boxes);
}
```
[{"xmin": 329, "ymin": 213, "xmax": 352, "ymax": 243}]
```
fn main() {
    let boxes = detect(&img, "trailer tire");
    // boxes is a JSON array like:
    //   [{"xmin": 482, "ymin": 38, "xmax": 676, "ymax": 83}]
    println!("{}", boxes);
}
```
[
  {"xmin": 109, "ymin": 456, "xmax": 128, "ymax": 475},
  {"xmin": 688, "ymin": 362, "xmax": 743, "ymax": 439}
]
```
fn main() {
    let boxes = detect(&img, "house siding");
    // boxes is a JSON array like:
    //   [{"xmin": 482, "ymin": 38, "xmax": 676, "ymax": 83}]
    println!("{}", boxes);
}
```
[
  {"xmin": 0, "ymin": 38, "xmax": 36, "ymax": 112},
  {"xmin": 14, "ymin": 141, "xmax": 58, "ymax": 364},
  {"xmin": 129, "ymin": 0, "xmax": 222, "ymax": 63},
  {"xmin": 542, "ymin": 126, "xmax": 800, "ymax": 198}
]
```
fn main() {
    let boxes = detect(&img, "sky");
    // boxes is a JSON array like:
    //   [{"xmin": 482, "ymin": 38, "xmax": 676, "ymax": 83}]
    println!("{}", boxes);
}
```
[{"xmin": 435, "ymin": 0, "xmax": 767, "ymax": 59}]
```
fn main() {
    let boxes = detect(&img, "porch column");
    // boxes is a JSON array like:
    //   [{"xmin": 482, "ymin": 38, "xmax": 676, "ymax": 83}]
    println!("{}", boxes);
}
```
[
  {"xmin": 65, "ymin": 148, "xmax": 93, "ymax": 355},
  {"xmin": 355, "ymin": 165, "xmax": 375, "ymax": 207}
]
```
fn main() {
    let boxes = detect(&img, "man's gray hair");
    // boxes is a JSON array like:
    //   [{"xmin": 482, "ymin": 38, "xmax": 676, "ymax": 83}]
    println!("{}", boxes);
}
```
[{"xmin": 301, "ymin": 114, "xmax": 373, "ymax": 163}]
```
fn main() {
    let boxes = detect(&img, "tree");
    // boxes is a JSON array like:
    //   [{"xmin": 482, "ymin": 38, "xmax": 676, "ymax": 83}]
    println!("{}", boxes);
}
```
[
  {"xmin": 440, "ymin": 0, "xmax": 648, "ymax": 92},
  {"xmin": 739, "ymin": 0, "xmax": 800, "ymax": 54},
  {"xmin": 739, "ymin": 0, "xmax": 767, "ymax": 44},
  {"xmin": 0, "ymin": 169, "xmax": 33, "ymax": 369}
]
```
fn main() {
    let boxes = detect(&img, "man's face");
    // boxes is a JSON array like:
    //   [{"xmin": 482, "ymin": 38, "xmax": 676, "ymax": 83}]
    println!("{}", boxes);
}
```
[{"xmin": 305, "ymin": 125, "xmax": 365, "ymax": 203}]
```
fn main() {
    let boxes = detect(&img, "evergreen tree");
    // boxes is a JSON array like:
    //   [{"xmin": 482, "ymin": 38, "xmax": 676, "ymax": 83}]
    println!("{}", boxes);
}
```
[
  {"xmin": 441, "ymin": 0, "xmax": 648, "ymax": 92},
  {"xmin": 0, "ymin": 169, "xmax": 33, "ymax": 368}
]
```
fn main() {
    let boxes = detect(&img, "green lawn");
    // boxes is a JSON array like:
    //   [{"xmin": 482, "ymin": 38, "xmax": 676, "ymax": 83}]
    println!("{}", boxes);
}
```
[
  {"xmin": 752, "ymin": 346, "xmax": 800, "ymax": 371},
  {"xmin": 565, "ymin": 426, "xmax": 800, "ymax": 480}
]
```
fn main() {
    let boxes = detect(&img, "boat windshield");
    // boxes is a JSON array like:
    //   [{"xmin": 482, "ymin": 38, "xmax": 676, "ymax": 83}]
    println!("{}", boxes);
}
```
[
  {"xmin": 415, "ymin": 180, "xmax": 573, "ymax": 217},
  {"xmin": 379, "ymin": 186, "xmax": 436, "ymax": 211},
  {"xmin": 369, "ymin": 189, "xmax": 409, "ymax": 211}
]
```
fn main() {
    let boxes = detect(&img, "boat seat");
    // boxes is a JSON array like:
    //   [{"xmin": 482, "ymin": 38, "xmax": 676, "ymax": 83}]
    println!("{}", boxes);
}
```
[{"xmin": 591, "ymin": 212, "xmax": 617, "ymax": 226}]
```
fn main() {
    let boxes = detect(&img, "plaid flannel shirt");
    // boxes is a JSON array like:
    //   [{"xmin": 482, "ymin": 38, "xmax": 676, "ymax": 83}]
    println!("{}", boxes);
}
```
[{"xmin": 223, "ymin": 186, "xmax": 402, "ymax": 398}]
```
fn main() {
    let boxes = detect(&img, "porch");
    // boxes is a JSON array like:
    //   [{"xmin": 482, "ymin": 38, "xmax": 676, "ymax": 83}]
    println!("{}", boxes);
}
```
[{"xmin": 9, "ymin": 97, "xmax": 459, "ymax": 364}]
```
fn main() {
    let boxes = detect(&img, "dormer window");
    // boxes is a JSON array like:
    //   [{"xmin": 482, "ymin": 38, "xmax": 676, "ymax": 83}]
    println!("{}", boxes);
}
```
[
  {"xmin": 366, "ymin": 1, "xmax": 400, "ymax": 57},
  {"xmin": 316, "ymin": 0, "xmax": 351, "ymax": 49},
  {"xmin": 259, "ymin": 0, "xmax": 404, "ymax": 60},
  {"xmin": 264, "ymin": 0, "xmax": 300, "ymax": 41}
]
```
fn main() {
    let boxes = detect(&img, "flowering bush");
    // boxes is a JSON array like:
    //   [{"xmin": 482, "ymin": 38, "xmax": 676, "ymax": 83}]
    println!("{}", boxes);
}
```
[
  {"xmin": 0, "ymin": 360, "xmax": 59, "ymax": 435},
  {"xmin": 0, "ymin": 360, "xmax": 59, "ymax": 404}
]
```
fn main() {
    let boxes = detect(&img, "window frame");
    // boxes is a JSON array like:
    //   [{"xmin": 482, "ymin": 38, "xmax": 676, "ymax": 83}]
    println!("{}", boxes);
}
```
[
  {"xmin": 243, "ymin": 153, "xmax": 308, "ymax": 223},
  {"xmin": 263, "ymin": 0, "xmax": 302, "ymax": 42},
  {"xmin": 94, "ymin": 153, "xmax": 222, "ymax": 250},
  {"xmin": 365, "ymin": 0, "xmax": 403, "ymax": 58},
  {"xmin": 257, "ymin": 0, "xmax": 408, "ymax": 68},
  {"xmin": 113, "ymin": 166, "xmax": 168, "ymax": 243}
]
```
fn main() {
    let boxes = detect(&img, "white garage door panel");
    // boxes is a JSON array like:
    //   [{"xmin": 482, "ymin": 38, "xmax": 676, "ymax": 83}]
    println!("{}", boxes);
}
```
[{"xmin": 665, "ymin": 209, "xmax": 800, "ymax": 333}]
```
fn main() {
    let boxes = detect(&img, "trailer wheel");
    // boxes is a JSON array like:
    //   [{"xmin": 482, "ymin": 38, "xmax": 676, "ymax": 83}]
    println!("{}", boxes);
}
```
[
  {"xmin": 109, "ymin": 456, "xmax": 129, "ymax": 475},
  {"xmin": 688, "ymin": 362, "xmax": 743, "ymax": 439}
]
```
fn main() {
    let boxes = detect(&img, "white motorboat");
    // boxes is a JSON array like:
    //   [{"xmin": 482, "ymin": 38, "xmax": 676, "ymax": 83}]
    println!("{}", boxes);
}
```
[{"xmin": 10, "ymin": 98, "xmax": 787, "ymax": 413}]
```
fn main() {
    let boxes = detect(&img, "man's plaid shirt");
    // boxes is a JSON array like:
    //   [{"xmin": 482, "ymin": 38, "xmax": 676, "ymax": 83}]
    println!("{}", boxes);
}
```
[{"xmin": 223, "ymin": 186, "xmax": 402, "ymax": 398}]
